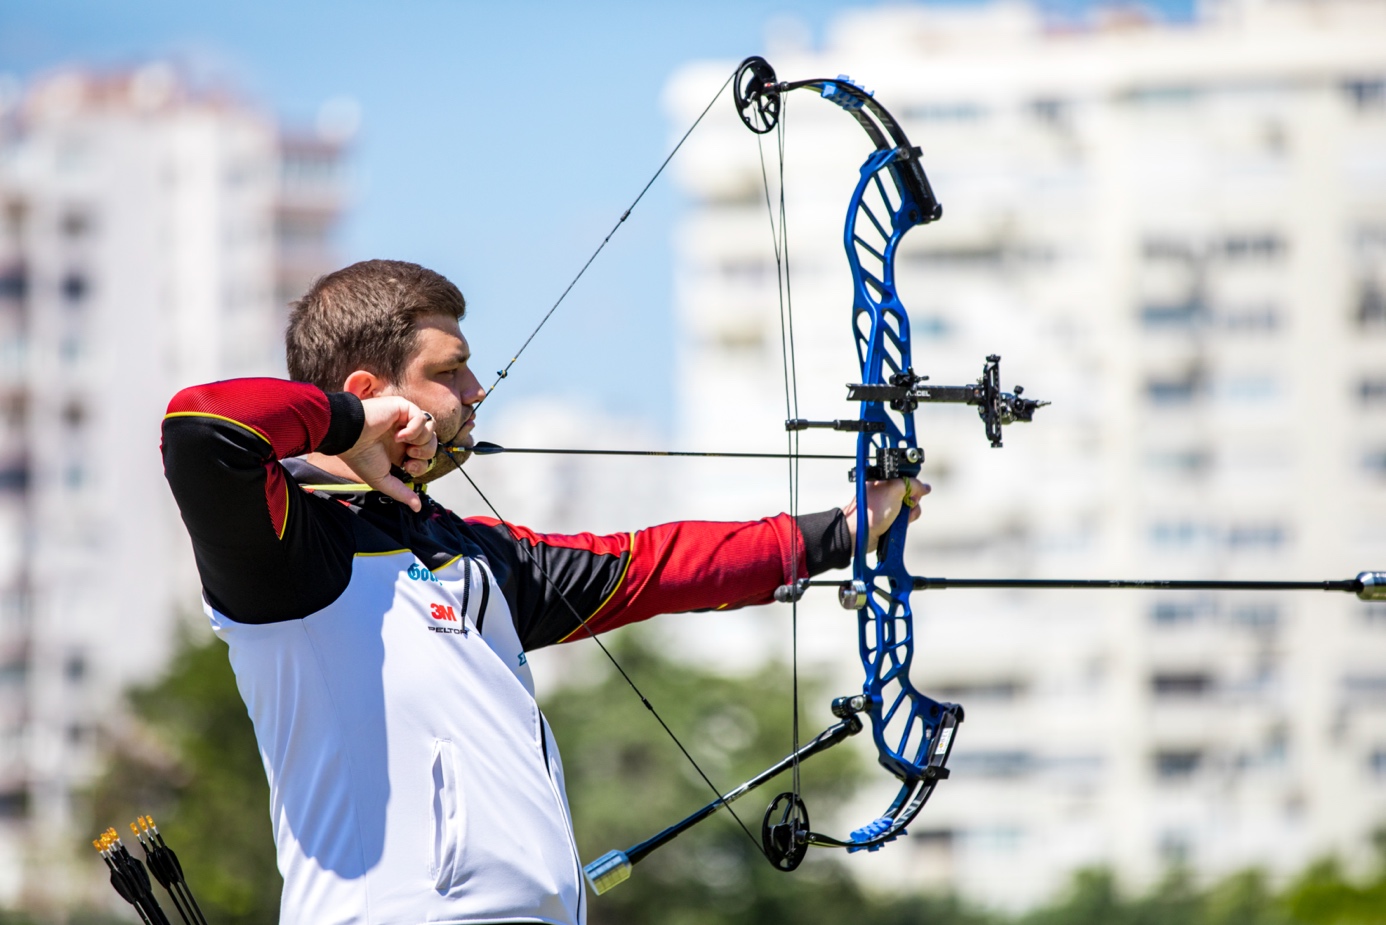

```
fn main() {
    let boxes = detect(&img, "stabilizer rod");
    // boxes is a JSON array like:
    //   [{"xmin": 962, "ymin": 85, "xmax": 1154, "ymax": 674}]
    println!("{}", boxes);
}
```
[
  {"xmin": 583, "ymin": 713, "xmax": 863, "ymax": 895},
  {"xmin": 776, "ymin": 572, "xmax": 1386, "ymax": 604}
]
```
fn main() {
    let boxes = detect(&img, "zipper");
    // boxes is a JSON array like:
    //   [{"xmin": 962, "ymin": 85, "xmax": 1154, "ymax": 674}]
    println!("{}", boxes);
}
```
[{"xmin": 538, "ymin": 711, "xmax": 585, "ymax": 917}]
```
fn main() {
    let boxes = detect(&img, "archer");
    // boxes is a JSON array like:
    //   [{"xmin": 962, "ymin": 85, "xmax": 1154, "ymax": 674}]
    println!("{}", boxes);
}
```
[{"xmin": 160, "ymin": 258, "xmax": 925, "ymax": 925}]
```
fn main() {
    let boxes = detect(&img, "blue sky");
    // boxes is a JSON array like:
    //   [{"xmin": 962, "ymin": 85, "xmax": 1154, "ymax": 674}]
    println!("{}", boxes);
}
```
[{"xmin": 0, "ymin": 0, "xmax": 1193, "ymax": 432}]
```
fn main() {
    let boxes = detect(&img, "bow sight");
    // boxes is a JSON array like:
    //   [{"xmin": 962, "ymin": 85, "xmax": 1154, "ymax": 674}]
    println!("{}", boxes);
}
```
[{"xmin": 789, "ymin": 354, "xmax": 1051, "ymax": 456}]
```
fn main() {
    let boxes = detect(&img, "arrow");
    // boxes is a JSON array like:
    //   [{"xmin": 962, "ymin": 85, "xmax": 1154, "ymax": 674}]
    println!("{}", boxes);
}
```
[{"xmin": 465, "ymin": 441, "xmax": 853, "ymax": 461}]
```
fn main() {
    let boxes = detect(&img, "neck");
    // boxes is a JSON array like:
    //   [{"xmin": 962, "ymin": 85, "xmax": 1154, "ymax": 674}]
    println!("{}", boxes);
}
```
[{"xmin": 302, "ymin": 452, "xmax": 362, "ymax": 482}]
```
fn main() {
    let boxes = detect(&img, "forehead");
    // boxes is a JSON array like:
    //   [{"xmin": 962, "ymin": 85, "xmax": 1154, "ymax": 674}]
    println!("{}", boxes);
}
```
[{"xmin": 409, "ymin": 314, "xmax": 468, "ymax": 362}]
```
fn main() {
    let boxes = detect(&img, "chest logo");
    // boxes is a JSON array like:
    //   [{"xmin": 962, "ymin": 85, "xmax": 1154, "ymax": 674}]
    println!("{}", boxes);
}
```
[
  {"xmin": 408, "ymin": 563, "xmax": 441, "ymax": 583},
  {"xmin": 427, "ymin": 602, "xmax": 466, "ymax": 636}
]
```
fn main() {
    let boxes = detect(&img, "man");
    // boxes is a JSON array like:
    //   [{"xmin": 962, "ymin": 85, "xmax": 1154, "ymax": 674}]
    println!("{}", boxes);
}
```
[{"xmin": 161, "ymin": 259, "xmax": 924, "ymax": 925}]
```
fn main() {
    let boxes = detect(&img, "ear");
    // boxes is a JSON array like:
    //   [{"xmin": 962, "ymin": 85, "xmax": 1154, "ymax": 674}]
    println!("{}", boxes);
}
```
[{"xmin": 341, "ymin": 369, "xmax": 388, "ymax": 399}]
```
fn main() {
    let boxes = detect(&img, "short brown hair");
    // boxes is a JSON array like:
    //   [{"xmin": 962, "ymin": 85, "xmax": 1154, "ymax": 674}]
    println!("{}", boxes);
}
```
[{"xmin": 286, "ymin": 259, "xmax": 466, "ymax": 391}]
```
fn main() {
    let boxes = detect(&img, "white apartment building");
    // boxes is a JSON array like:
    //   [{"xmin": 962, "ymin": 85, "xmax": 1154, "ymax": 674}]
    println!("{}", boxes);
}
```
[
  {"xmin": 666, "ymin": 0, "xmax": 1386, "ymax": 908},
  {"xmin": 0, "ymin": 63, "xmax": 345, "ymax": 906}
]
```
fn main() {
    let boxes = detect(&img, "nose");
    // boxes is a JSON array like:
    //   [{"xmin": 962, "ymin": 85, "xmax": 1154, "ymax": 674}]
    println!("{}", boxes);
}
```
[{"xmin": 461, "ymin": 367, "xmax": 486, "ymax": 405}]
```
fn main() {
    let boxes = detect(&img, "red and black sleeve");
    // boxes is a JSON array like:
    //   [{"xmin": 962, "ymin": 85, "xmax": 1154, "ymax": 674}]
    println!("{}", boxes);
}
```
[
  {"xmin": 161, "ymin": 378, "xmax": 366, "ymax": 623},
  {"xmin": 464, "ymin": 508, "xmax": 851, "ymax": 650}
]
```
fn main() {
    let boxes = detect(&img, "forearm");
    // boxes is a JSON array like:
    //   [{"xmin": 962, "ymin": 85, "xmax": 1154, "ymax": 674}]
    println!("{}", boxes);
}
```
[{"xmin": 476, "ymin": 509, "xmax": 853, "ymax": 649}]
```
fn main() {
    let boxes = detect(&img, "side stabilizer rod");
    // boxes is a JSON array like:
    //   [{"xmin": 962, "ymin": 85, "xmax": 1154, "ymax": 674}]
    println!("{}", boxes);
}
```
[{"xmin": 583, "ymin": 713, "xmax": 863, "ymax": 895}]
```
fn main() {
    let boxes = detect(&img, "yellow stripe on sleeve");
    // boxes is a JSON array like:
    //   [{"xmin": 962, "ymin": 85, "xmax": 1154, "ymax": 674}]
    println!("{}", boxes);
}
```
[
  {"xmin": 558, "ymin": 531, "xmax": 636, "ymax": 644},
  {"xmin": 163, "ymin": 411, "xmax": 273, "ymax": 447}
]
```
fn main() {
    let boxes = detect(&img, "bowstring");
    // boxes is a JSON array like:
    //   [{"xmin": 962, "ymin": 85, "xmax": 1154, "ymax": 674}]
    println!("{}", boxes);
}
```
[{"xmin": 757, "ymin": 96, "xmax": 804, "ymax": 809}]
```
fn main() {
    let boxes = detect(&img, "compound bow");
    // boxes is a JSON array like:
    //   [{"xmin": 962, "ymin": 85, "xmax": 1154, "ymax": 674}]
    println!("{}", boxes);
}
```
[
  {"xmin": 443, "ymin": 54, "xmax": 1383, "ymax": 897},
  {"xmin": 584, "ymin": 55, "xmax": 1050, "ymax": 890}
]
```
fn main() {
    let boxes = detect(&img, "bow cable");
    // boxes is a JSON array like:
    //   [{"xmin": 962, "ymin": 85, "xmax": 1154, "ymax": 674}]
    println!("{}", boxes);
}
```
[{"xmin": 756, "ymin": 98, "xmax": 808, "ymax": 839}]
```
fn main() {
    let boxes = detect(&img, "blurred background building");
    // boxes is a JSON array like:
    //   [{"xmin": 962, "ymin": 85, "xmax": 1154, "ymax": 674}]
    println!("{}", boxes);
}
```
[
  {"xmin": 0, "ymin": 63, "xmax": 346, "ymax": 904},
  {"xmin": 666, "ymin": 0, "xmax": 1386, "ymax": 909}
]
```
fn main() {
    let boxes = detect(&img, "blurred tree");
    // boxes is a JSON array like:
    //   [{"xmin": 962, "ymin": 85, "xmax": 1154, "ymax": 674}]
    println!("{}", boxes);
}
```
[
  {"xmin": 88, "ymin": 630, "xmax": 280, "ymax": 925},
  {"xmin": 1279, "ymin": 845, "xmax": 1386, "ymax": 925}
]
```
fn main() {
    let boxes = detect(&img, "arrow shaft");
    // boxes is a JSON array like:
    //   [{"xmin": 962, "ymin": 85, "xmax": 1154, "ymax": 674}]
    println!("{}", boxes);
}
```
[{"xmin": 469, "ymin": 443, "xmax": 851, "ymax": 460}]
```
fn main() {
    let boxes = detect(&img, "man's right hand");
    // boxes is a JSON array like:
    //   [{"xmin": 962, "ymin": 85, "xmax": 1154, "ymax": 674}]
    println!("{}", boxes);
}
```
[{"xmin": 337, "ymin": 396, "xmax": 437, "ymax": 511}]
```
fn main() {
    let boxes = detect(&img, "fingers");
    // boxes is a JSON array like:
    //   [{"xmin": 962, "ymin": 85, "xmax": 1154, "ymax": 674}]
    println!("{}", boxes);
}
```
[{"xmin": 394, "ymin": 405, "xmax": 437, "ymax": 477}]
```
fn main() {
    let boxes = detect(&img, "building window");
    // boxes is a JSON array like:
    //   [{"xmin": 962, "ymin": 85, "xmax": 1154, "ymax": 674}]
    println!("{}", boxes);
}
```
[
  {"xmin": 1343, "ymin": 674, "xmax": 1386, "ymax": 703},
  {"xmin": 1151, "ymin": 599, "xmax": 1211, "ymax": 625},
  {"xmin": 1159, "ymin": 830, "xmax": 1194, "ymax": 865},
  {"xmin": 1226, "ymin": 523, "xmax": 1287, "ymax": 550},
  {"xmin": 1029, "ymin": 98, "xmax": 1070, "ymax": 126},
  {"xmin": 951, "ymin": 750, "xmax": 1034, "ymax": 778},
  {"xmin": 1370, "ymin": 748, "xmax": 1386, "ymax": 780},
  {"xmin": 1143, "ymin": 237, "xmax": 1198, "ymax": 262},
  {"xmin": 1148, "ymin": 521, "xmax": 1287, "ymax": 552},
  {"xmin": 1150, "ymin": 521, "xmax": 1204, "ymax": 549},
  {"xmin": 63, "ymin": 652, "xmax": 85, "ymax": 684},
  {"xmin": 0, "ymin": 265, "xmax": 26, "ymax": 302},
  {"xmin": 61, "ymin": 272, "xmax": 89, "ymax": 304},
  {"xmin": 1219, "ymin": 375, "xmax": 1280, "ymax": 404},
  {"xmin": 1222, "ymin": 304, "xmax": 1281, "ymax": 332},
  {"xmin": 1127, "ymin": 86, "xmax": 1202, "ymax": 108},
  {"xmin": 1366, "ymin": 449, "xmax": 1386, "ymax": 478},
  {"xmin": 1141, "ymin": 298, "xmax": 1207, "ymax": 329},
  {"xmin": 60, "ymin": 209, "xmax": 93, "ymax": 239},
  {"xmin": 1154, "ymin": 750, "xmax": 1202, "ymax": 779},
  {"xmin": 1360, "ymin": 282, "xmax": 1386, "ymax": 330},
  {"xmin": 1144, "ymin": 448, "xmax": 1213, "ymax": 477},
  {"xmin": 0, "ymin": 660, "xmax": 26, "ymax": 686},
  {"xmin": 1230, "ymin": 603, "xmax": 1279, "ymax": 628},
  {"xmin": 1221, "ymin": 234, "xmax": 1285, "ymax": 262},
  {"xmin": 0, "ymin": 460, "xmax": 28, "ymax": 494},
  {"xmin": 931, "ymin": 679, "xmax": 1027, "ymax": 702},
  {"xmin": 1152, "ymin": 673, "xmax": 1214, "ymax": 697},
  {"xmin": 964, "ymin": 826, "xmax": 1024, "ymax": 853},
  {"xmin": 0, "ymin": 790, "xmax": 27, "ymax": 819},
  {"xmin": 902, "ymin": 102, "xmax": 988, "ymax": 122},
  {"xmin": 1359, "ymin": 378, "xmax": 1386, "ymax": 408},
  {"xmin": 61, "ymin": 399, "xmax": 86, "ymax": 429},
  {"xmin": 1343, "ymin": 78, "xmax": 1386, "ymax": 112},
  {"xmin": 1145, "ymin": 369, "xmax": 1205, "ymax": 405}
]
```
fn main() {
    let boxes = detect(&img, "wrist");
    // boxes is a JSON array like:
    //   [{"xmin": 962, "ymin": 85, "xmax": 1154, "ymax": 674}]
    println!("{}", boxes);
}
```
[{"xmin": 319, "ymin": 391, "xmax": 366, "ymax": 455}]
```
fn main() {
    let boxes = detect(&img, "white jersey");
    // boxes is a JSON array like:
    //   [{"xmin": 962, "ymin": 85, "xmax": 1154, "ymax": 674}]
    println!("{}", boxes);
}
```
[{"xmin": 209, "ymin": 549, "xmax": 585, "ymax": 925}]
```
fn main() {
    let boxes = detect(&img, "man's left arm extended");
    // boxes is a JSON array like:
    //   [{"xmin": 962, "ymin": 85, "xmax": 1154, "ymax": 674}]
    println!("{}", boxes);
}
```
[{"xmin": 464, "ymin": 510, "xmax": 852, "ymax": 650}]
